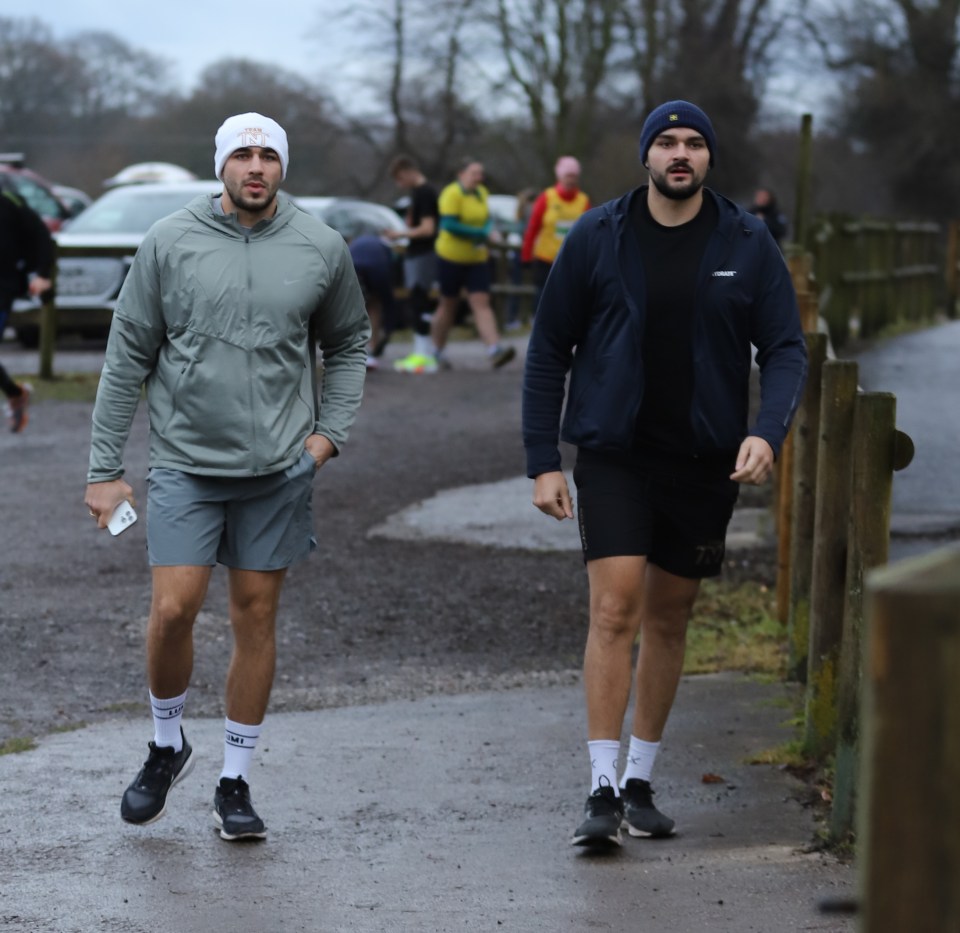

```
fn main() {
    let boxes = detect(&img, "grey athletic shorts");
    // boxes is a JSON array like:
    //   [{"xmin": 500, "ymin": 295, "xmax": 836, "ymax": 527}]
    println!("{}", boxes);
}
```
[
  {"xmin": 146, "ymin": 450, "xmax": 318, "ymax": 570},
  {"xmin": 403, "ymin": 252, "xmax": 437, "ymax": 291}
]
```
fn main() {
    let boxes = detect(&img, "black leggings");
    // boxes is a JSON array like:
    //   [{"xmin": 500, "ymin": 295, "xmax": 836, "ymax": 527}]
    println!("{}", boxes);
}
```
[
  {"xmin": 407, "ymin": 284, "xmax": 434, "ymax": 337},
  {"xmin": 0, "ymin": 362, "xmax": 23, "ymax": 399}
]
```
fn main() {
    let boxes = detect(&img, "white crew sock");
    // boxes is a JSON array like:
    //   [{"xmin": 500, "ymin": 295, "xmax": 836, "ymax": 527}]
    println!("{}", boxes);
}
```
[
  {"xmin": 220, "ymin": 718, "xmax": 262, "ymax": 781},
  {"xmin": 150, "ymin": 690, "xmax": 186, "ymax": 751},
  {"xmin": 413, "ymin": 332, "xmax": 433, "ymax": 356},
  {"xmin": 486, "ymin": 343, "xmax": 503, "ymax": 356},
  {"xmin": 588, "ymin": 739, "xmax": 621, "ymax": 796},
  {"xmin": 620, "ymin": 735, "xmax": 660, "ymax": 785}
]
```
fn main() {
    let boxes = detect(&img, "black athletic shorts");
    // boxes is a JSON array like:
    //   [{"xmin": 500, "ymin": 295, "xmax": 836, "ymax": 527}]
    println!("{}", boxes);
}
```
[{"xmin": 572, "ymin": 447, "xmax": 740, "ymax": 579}]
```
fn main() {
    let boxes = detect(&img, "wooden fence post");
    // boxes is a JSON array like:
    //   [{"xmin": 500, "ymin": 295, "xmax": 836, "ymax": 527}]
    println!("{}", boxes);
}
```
[
  {"xmin": 787, "ymin": 332, "xmax": 828, "ymax": 681},
  {"xmin": 804, "ymin": 360, "xmax": 859, "ymax": 758},
  {"xmin": 860, "ymin": 549, "xmax": 960, "ymax": 933},
  {"xmin": 776, "ymin": 253, "xmax": 821, "ymax": 626},
  {"xmin": 38, "ymin": 258, "xmax": 57, "ymax": 380},
  {"xmin": 793, "ymin": 113, "xmax": 813, "ymax": 248},
  {"xmin": 829, "ymin": 392, "xmax": 898, "ymax": 840},
  {"xmin": 947, "ymin": 220, "xmax": 959, "ymax": 316}
]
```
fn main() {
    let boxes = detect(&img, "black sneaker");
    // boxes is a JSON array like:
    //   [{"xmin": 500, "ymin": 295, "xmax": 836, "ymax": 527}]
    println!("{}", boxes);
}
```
[
  {"xmin": 120, "ymin": 730, "xmax": 194, "ymax": 825},
  {"xmin": 620, "ymin": 778, "xmax": 675, "ymax": 838},
  {"xmin": 213, "ymin": 776, "xmax": 267, "ymax": 841},
  {"xmin": 490, "ymin": 345, "xmax": 516, "ymax": 369},
  {"xmin": 571, "ymin": 785, "xmax": 624, "ymax": 848}
]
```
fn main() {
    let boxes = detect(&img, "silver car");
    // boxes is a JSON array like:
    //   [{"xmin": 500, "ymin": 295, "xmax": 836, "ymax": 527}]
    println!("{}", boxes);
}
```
[
  {"xmin": 11, "ymin": 180, "xmax": 223, "ymax": 346},
  {"xmin": 295, "ymin": 196, "xmax": 407, "ymax": 244}
]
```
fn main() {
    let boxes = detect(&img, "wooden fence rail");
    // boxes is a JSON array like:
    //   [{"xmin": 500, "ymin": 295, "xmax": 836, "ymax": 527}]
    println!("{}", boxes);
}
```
[{"xmin": 807, "ymin": 215, "xmax": 944, "ymax": 348}]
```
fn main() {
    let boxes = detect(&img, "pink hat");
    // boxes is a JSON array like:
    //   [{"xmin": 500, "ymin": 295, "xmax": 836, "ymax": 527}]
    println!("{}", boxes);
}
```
[{"xmin": 554, "ymin": 156, "xmax": 581, "ymax": 179}]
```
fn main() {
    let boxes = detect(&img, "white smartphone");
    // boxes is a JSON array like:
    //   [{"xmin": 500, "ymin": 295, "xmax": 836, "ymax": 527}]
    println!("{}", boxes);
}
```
[{"xmin": 107, "ymin": 500, "xmax": 138, "ymax": 536}]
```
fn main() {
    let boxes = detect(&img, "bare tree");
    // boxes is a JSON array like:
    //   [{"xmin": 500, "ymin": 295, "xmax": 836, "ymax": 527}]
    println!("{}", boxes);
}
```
[
  {"xmin": 64, "ymin": 31, "xmax": 173, "ymax": 122},
  {"xmin": 618, "ymin": 0, "xmax": 786, "ymax": 191},
  {"xmin": 802, "ymin": 0, "xmax": 960, "ymax": 219},
  {"xmin": 311, "ymin": 0, "xmax": 481, "ymax": 189},
  {"xmin": 0, "ymin": 18, "xmax": 84, "ymax": 137},
  {"xmin": 487, "ymin": 0, "xmax": 621, "ymax": 174}
]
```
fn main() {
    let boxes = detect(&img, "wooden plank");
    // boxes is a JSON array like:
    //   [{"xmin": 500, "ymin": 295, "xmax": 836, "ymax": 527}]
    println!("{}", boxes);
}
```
[
  {"xmin": 804, "ymin": 360, "xmax": 859, "ymax": 757},
  {"xmin": 861, "ymin": 550, "xmax": 960, "ymax": 932}
]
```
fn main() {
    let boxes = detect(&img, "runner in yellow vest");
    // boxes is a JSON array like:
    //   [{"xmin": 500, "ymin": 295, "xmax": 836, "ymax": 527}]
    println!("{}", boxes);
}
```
[{"xmin": 521, "ymin": 156, "xmax": 591, "ymax": 300}]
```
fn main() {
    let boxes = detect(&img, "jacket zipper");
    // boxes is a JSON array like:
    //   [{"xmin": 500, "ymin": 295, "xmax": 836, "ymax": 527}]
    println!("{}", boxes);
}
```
[{"xmin": 244, "ymin": 232, "xmax": 260, "ymax": 475}]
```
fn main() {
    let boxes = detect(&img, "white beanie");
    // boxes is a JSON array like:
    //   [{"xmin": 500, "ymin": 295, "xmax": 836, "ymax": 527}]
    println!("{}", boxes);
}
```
[{"xmin": 214, "ymin": 112, "xmax": 289, "ymax": 180}]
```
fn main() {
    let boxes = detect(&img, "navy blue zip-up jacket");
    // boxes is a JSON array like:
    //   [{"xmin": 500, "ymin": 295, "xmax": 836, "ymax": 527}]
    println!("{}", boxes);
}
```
[{"xmin": 522, "ymin": 186, "xmax": 808, "ymax": 478}]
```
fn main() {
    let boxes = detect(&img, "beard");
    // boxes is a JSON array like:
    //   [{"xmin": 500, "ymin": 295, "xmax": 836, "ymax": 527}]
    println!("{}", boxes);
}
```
[
  {"xmin": 223, "ymin": 176, "xmax": 279, "ymax": 215},
  {"xmin": 649, "ymin": 165, "xmax": 705, "ymax": 201}
]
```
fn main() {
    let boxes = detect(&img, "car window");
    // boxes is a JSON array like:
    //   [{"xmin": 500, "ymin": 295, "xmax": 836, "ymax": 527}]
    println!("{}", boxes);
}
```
[
  {"xmin": 320, "ymin": 201, "xmax": 404, "ymax": 239},
  {"xmin": 9, "ymin": 174, "xmax": 65, "ymax": 220},
  {"xmin": 66, "ymin": 188, "xmax": 218, "ymax": 234}
]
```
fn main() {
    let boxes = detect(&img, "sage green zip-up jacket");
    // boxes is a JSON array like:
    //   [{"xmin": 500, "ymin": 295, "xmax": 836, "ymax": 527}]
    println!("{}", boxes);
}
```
[{"xmin": 87, "ymin": 193, "xmax": 371, "ymax": 482}]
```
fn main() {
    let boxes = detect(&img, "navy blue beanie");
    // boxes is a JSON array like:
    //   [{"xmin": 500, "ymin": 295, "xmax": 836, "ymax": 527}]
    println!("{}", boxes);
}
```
[{"xmin": 639, "ymin": 100, "xmax": 717, "ymax": 167}]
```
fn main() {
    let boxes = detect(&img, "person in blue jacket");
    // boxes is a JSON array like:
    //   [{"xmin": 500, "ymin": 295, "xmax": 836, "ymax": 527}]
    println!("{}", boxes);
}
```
[
  {"xmin": 522, "ymin": 100, "xmax": 807, "ymax": 850},
  {"xmin": 348, "ymin": 233, "xmax": 399, "ymax": 369}
]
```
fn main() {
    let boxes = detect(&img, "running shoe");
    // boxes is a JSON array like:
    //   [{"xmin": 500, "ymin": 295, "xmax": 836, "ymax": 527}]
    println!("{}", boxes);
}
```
[
  {"xmin": 393, "ymin": 352, "xmax": 438, "ymax": 374},
  {"xmin": 120, "ymin": 730, "xmax": 194, "ymax": 824},
  {"xmin": 620, "ymin": 778, "xmax": 676, "ymax": 838},
  {"xmin": 213, "ymin": 776, "xmax": 267, "ymax": 841},
  {"xmin": 6, "ymin": 382, "xmax": 31, "ymax": 433},
  {"xmin": 571, "ymin": 785, "xmax": 624, "ymax": 848}
]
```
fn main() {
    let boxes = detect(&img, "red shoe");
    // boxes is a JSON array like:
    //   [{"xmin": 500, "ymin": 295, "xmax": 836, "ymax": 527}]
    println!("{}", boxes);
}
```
[{"xmin": 6, "ymin": 382, "xmax": 31, "ymax": 433}]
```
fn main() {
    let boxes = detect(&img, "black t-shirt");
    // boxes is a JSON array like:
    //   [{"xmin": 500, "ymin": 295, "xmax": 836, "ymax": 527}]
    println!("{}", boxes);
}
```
[
  {"xmin": 630, "ymin": 190, "xmax": 719, "ymax": 455},
  {"xmin": 406, "ymin": 182, "xmax": 439, "ymax": 258}
]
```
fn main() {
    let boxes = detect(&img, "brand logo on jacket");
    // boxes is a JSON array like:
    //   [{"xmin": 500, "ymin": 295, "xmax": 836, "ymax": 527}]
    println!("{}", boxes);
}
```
[{"xmin": 711, "ymin": 271, "xmax": 737, "ymax": 277}]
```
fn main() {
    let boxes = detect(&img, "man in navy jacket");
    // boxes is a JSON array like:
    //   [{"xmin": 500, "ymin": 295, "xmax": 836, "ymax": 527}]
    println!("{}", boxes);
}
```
[{"xmin": 522, "ymin": 100, "xmax": 807, "ymax": 849}]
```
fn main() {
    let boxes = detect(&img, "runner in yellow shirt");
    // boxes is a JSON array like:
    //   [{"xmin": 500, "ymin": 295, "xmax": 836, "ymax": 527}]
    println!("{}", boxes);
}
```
[{"xmin": 430, "ymin": 159, "xmax": 516, "ymax": 369}]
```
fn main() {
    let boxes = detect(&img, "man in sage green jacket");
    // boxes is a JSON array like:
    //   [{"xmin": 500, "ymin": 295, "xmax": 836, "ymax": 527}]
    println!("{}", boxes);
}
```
[{"xmin": 83, "ymin": 112, "xmax": 370, "ymax": 841}]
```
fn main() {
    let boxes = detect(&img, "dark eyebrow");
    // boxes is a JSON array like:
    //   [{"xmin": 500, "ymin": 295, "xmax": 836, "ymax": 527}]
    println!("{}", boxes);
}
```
[{"xmin": 232, "ymin": 147, "xmax": 279, "ymax": 157}]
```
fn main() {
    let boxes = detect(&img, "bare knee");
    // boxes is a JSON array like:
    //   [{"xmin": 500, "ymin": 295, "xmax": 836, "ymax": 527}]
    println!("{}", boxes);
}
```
[
  {"xmin": 590, "ymin": 592, "xmax": 641, "ymax": 647},
  {"xmin": 149, "ymin": 592, "xmax": 198, "ymax": 639},
  {"xmin": 641, "ymin": 610, "xmax": 689, "ymax": 649}
]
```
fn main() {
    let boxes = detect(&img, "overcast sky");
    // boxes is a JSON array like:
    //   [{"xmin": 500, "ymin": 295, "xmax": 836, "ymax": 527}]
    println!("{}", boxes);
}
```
[{"xmin": 0, "ymin": 1, "xmax": 348, "ymax": 95}]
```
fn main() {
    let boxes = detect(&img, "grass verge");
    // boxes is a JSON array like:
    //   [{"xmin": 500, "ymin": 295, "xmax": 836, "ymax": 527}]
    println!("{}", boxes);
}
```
[
  {"xmin": 12, "ymin": 370, "xmax": 101, "ymax": 403},
  {"xmin": 684, "ymin": 578, "xmax": 785, "ymax": 676}
]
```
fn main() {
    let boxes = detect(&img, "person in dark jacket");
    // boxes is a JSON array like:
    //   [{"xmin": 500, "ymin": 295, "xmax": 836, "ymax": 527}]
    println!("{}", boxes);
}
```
[
  {"xmin": 749, "ymin": 186, "xmax": 788, "ymax": 248},
  {"xmin": 522, "ymin": 100, "xmax": 807, "ymax": 850},
  {"xmin": 0, "ymin": 187, "xmax": 54, "ymax": 432},
  {"xmin": 348, "ymin": 232, "xmax": 399, "ymax": 370}
]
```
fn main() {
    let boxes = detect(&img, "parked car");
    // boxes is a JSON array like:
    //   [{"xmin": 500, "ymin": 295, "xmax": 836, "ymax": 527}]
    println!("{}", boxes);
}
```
[
  {"xmin": 0, "ymin": 153, "xmax": 72, "ymax": 232},
  {"xmin": 295, "ymin": 196, "xmax": 407, "ymax": 244},
  {"xmin": 11, "ymin": 180, "xmax": 223, "ymax": 347},
  {"xmin": 52, "ymin": 185, "xmax": 93, "ymax": 219},
  {"xmin": 103, "ymin": 162, "xmax": 198, "ymax": 188},
  {"xmin": 10, "ymin": 186, "xmax": 393, "ymax": 347}
]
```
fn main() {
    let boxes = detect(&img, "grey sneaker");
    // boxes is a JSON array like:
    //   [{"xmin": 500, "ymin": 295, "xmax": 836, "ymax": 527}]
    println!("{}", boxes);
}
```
[
  {"xmin": 120, "ymin": 730, "xmax": 194, "ymax": 825},
  {"xmin": 571, "ymin": 785, "xmax": 624, "ymax": 848},
  {"xmin": 620, "ymin": 778, "xmax": 675, "ymax": 838},
  {"xmin": 490, "ymin": 345, "xmax": 516, "ymax": 369},
  {"xmin": 213, "ymin": 776, "xmax": 267, "ymax": 841}
]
